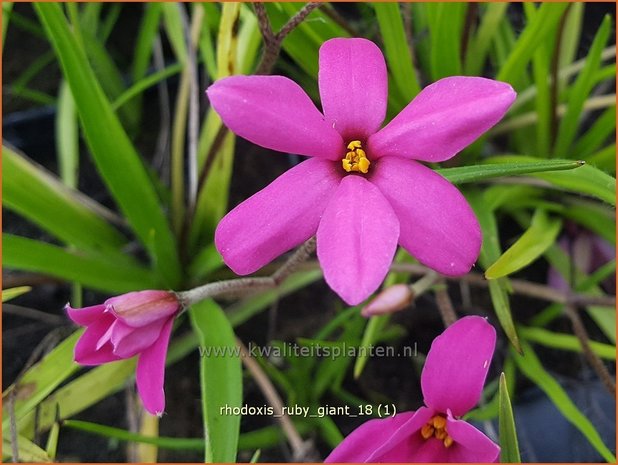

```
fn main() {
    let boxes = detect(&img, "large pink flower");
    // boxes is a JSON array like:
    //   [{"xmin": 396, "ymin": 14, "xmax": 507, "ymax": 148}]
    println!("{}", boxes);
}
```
[
  {"xmin": 325, "ymin": 316, "xmax": 499, "ymax": 462},
  {"xmin": 66, "ymin": 290, "xmax": 179, "ymax": 416},
  {"xmin": 208, "ymin": 38, "xmax": 515, "ymax": 305}
]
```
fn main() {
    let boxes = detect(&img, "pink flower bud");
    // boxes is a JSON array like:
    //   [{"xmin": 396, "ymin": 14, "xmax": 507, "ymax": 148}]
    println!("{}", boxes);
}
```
[{"xmin": 361, "ymin": 284, "xmax": 413, "ymax": 317}]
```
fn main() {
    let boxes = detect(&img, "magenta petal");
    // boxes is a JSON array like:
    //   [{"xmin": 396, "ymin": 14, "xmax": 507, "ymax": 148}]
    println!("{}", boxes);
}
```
[
  {"xmin": 66, "ymin": 304, "xmax": 106, "ymax": 326},
  {"xmin": 106, "ymin": 290, "xmax": 178, "ymax": 327},
  {"xmin": 325, "ymin": 410, "xmax": 420, "ymax": 462},
  {"xmin": 216, "ymin": 158, "xmax": 341, "ymax": 275},
  {"xmin": 74, "ymin": 316, "xmax": 123, "ymax": 365},
  {"xmin": 370, "ymin": 157, "xmax": 481, "ymax": 275},
  {"xmin": 446, "ymin": 414, "xmax": 500, "ymax": 462},
  {"xmin": 207, "ymin": 75, "xmax": 343, "ymax": 159},
  {"xmin": 368, "ymin": 76, "xmax": 516, "ymax": 162},
  {"xmin": 110, "ymin": 319, "xmax": 166, "ymax": 358},
  {"xmin": 319, "ymin": 38, "xmax": 387, "ymax": 140},
  {"xmin": 136, "ymin": 318, "xmax": 174, "ymax": 416},
  {"xmin": 421, "ymin": 316, "xmax": 496, "ymax": 416},
  {"xmin": 317, "ymin": 175, "xmax": 399, "ymax": 305}
]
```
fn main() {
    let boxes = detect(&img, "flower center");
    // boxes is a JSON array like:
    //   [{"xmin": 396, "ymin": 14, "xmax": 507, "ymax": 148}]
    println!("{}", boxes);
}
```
[
  {"xmin": 342, "ymin": 140, "xmax": 370, "ymax": 174},
  {"xmin": 420, "ymin": 415, "xmax": 454, "ymax": 448}
]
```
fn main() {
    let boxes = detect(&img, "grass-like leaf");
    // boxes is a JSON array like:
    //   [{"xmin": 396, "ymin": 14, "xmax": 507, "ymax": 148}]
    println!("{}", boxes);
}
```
[
  {"xmin": 35, "ymin": 3, "xmax": 181, "ymax": 286},
  {"xmin": 486, "ymin": 209, "xmax": 562, "ymax": 279},
  {"xmin": 512, "ymin": 341, "xmax": 616, "ymax": 462},
  {"xmin": 189, "ymin": 300, "xmax": 242, "ymax": 463},
  {"xmin": 498, "ymin": 373, "xmax": 521, "ymax": 463}
]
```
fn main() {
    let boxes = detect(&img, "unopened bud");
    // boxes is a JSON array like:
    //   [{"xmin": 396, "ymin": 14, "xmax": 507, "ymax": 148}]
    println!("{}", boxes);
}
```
[{"xmin": 361, "ymin": 284, "xmax": 413, "ymax": 318}]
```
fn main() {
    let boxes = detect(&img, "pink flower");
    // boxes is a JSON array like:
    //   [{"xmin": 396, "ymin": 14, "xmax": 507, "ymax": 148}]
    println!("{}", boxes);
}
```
[
  {"xmin": 66, "ymin": 290, "xmax": 180, "ymax": 416},
  {"xmin": 208, "ymin": 38, "xmax": 515, "ymax": 305},
  {"xmin": 325, "ymin": 316, "xmax": 499, "ymax": 462}
]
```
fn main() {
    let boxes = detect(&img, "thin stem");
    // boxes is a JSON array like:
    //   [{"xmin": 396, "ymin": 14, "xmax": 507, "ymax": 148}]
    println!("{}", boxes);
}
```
[
  {"xmin": 565, "ymin": 304, "xmax": 615, "ymax": 394},
  {"xmin": 435, "ymin": 280, "xmax": 458, "ymax": 327},
  {"xmin": 272, "ymin": 237, "xmax": 316, "ymax": 284},
  {"xmin": 236, "ymin": 338, "xmax": 312, "ymax": 460}
]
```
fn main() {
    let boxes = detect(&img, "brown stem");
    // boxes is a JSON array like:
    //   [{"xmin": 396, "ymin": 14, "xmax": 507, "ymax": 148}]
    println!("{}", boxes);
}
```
[
  {"xmin": 565, "ymin": 304, "xmax": 615, "ymax": 395},
  {"xmin": 236, "ymin": 338, "xmax": 315, "ymax": 460},
  {"xmin": 435, "ymin": 280, "xmax": 458, "ymax": 327}
]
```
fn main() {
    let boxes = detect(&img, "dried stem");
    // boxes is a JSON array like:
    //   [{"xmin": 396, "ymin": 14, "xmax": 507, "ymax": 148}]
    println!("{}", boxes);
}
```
[
  {"xmin": 435, "ymin": 280, "xmax": 458, "ymax": 327},
  {"xmin": 565, "ymin": 304, "xmax": 615, "ymax": 395},
  {"xmin": 236, "ymin": 338, "xmax": 314, "ymax": 460},
  {"xmin": 254, "ymin": 2, "xmax": 321, "ymax": 75}
]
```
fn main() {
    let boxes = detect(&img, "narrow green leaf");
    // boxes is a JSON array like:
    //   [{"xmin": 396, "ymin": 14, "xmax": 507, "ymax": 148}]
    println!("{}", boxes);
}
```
[
  {"xmin": 2, "ymin": 332, "xmax": 79, "ymax": 431},
  {"xmin": 1, "ymin": 286, "xmax": 32, "ymax": 302},
  {"xmin": 3, "ymin": 146, "xmax": 127, "ymax": 254},
  {"xmin": 468, "ymin": 191, "xmax": 520, "ymax": 351},
  {"xmin": 35, "ymin": 3, "xmax": 181, "ymax": 286},
  {"xmin": 486, "ymin": 155, "xmax": 615, "ymax": 206},
  {"xmin": 56, "ymin": 81, "xmax": 79, "ymax": 188},
  {"xmin": 374, "ymin": 3, "xmax": 420, "ymax": 100},
  {"xmin": 4, "ymin": 234, "xmax": 158, "ymax": 293},
  {"xmin": 63, "ymin": 420, "xmax": 203, "ymax": 451},
  {"xmin": 189, "ymin": 300, "xmax": 242, "ymax": 463},
  {"xmin": 497, "ymin": 3, "xmax": 569, "ymax": 83},
  {"xmin": 2, "ymin": 2, "xmax": 13, "ymax": 51},
  {"xmin": 45, "ymin": 422, "xmax": 60, "ymax": 461},
  {"xmin": 554, "ymin": 15, "xmax": 611, "ymax": 157},
  {"xmin": 465, "ymin": 3, "xmax": 508, "ymax": 75},
  {"xmin": 512, "ymin": 341, "xmax": 615, "ymax": 462},
  {"xmin": 426, "ymin": 2, "xmax": 465, "ymax": 80},
  {"xmin": 437, "ymin": 159, "xmax": 583, "ymax": 184},
  {"xmin": 162, "ymin": 3, "xmax": 187, "ymax": 63},
  {"xmin": 572, "ymin": 105, "xmax": 616, "ymax": 158},
  {"xmin": 486, "ymin": 209, "xmax": 562, "ymax": 279},
  {"xmin": 2, "ymin": 434, "xmax": 51, "ymax": 463},
  {"xmin": 499, "ymin": 373, "xmax": 521, "ymax": 462},
  {"xmin": 519, "ymin": 326, "xmax": 615, "ymax": 360}
]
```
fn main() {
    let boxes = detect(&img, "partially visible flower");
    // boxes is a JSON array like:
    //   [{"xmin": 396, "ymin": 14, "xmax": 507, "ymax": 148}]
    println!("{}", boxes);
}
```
[
  {"xmin": 208, "ymin": 38, "xmax": 515, "ymax": 305},
  {"xmin": 325, "ymin": 316, "xmax": 499, "ymax": 462},
  {"xmin": 66, "ymin": 290, "xmax": 180, "ymax": 416}
]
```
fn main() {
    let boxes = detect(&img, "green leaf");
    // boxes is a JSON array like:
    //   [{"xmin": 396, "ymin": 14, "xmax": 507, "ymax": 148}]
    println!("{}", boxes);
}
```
[
  {"xmin": 499, "ymin": 373, "xmax": 521, "ymax": 462},
  {"xmin": 554, "ymin": 15, "xmax": 611, "ymax": 157},
  {"xmin": 56, "ymin": 81, "xmax": 79, "ymax": 188},
  {"xmin": 485, "ymin": 155, "xmax": 615, "ymax": 206},
  {"xmin": 437, "ymin": 159, "xmax": 584, "ymax": 184},
  {"xmin": 497, "ymin": 3, "xmax": 569, "ymax": 83},
  {"xmin": 426, "ymin": 2, "xmax": 465, "ymax": 80},
  {"xmin": 3, "ymin": 146, "xmax": 127, "ymax": 254},
  {"xmin": 486, "ymin": 209, "xmax": 562, "ymax": 279},
  {"xmin": 519, "ymin": 326, "xmax": 615, "ymax": 360},
  {"xmin": 2, "ymin": 434, "xmax": 51, "ymax": 462},
  {"xmin": 572, "ymin": 106, "xmax": 616, "ymax": 158},
  {"xmin": 2, "ymin": 332, "xmax": 80, "ymax": 430},
  {"xmin": 34, "ymin": 3, "xmax": 181, "ymax": 286},
  {"xmin": 189, "ymin": 300, "xmax": 242, "ymax": 463},
  {"xmin": 3, "ymin": 234, "xmax": 158, "ymax": 293},
  {"xmin": 373, "ymin": 3, "xmax": 420, "ymax": 100},
  {"xmin": 468, "ymin": 191, "xmax": 521, "ymax": 351},
  {"xmin": 1, "ymin": 286, "xmax": 32, "ymax": 302},
  {"xmin": 512, "ymin": 341, "xmax": 615, "ymax": 462},
  {"xmin": 465, "ymin": 3, "xmax": 509, "ymax": 75}
]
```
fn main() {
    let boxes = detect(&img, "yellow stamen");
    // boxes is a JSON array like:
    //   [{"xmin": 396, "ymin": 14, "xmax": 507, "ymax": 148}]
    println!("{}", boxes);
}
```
[
  {"xmin": 342, "ymin": 140, "xmax": 371, "ymax": 174},
  {"xmin": 420, "ymin": 415, "xmax": 454, "ymax": 449}
]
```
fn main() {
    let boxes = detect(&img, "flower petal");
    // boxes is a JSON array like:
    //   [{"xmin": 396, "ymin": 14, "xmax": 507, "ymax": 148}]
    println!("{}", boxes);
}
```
[
  {"xmin": 136, "ymin": 318, "xmax": 174, "ymax": 416},
  {"xmin": 216, "ymin": 158, "xmax": 341, "ymax": 275},
  {"xmin": 370, "ymin": 157, "xmax": 481, "ymax": 275},
  {"xmin": 65, "ymin": 304, "xmax": 106, "ymax": 326},
  {"xmin": 319, "ymin": 38, "xmax": 387, "ymax": 140},
  {"xmin": 106, "ymin": 290, "xmax": 178, "ymax": 327},
  {"xmin": 207, "ymin": 75, "xmax": 343, "ymax": 159},
  {"xmin": 317, "ymin": 175, "xmax": 399, "ymax": 305},
  {"xmin": 446, "ymin": 414, "xmax": 500, "ymax": 462},
  {"xmin": 110, "ymin": 319, "xmax": 167, "ymax": 358},
  {"xmin": 324, "ymin": 410, "xmax": 419, "ymax": 462},
  {"xmin": 421, "ymin": 316, "xmax": 496, "ymax": 416},
  {"xmin": 368, "ymin": 76, "xmax": 516, "ymax": 162},
  {"xmin": 74, "ymin": 314, "xmax": 123, "ymax": 365}
]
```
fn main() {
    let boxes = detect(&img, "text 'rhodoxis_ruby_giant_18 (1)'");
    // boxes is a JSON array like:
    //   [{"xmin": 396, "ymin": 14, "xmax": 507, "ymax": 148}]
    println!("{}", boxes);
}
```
[
  {"xmin": 207, "ymin": 38, "xmax": 516, "ymax": 305},
  {"xmin": 325, "ymin": 316, "xmax": 499, "ymax": 462}
]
